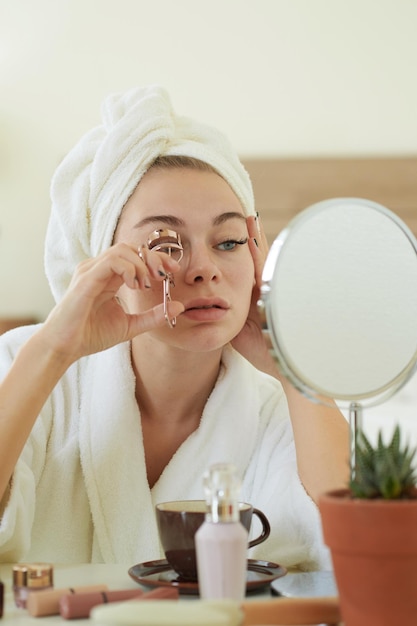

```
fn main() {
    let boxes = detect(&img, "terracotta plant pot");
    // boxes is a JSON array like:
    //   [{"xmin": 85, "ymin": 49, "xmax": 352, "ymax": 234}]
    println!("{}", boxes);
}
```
[{"xmin": 319, "ymin": 489, "xmax": 417, "ymax": 626}]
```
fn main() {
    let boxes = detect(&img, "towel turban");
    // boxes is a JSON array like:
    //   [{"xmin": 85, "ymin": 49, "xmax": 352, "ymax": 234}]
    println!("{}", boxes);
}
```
[{"xmin": 44, "ymin": 85, "xmax": 255, "ymax": 303}]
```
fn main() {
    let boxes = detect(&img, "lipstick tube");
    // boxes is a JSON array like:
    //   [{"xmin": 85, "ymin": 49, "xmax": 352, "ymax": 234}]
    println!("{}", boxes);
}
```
[
  {"xmin": 26, "ymin": 584, "xmax": 109, "ymax": 617},
  {"xmin": 60, "ymin": 589, "xmax": 144, "ymax": 620},
  {"xmin": 60, "ymin": 587, "xmax": 178, "ymax": 620}
]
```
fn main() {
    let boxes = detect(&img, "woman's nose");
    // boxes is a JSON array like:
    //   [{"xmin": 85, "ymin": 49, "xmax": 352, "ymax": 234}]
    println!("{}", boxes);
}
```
[{"xmin": 183, "ymin": 247, "xmax": 220, "ymax": 284}]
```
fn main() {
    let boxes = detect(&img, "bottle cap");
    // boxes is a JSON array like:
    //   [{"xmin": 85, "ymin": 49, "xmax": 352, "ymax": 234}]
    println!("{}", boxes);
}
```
[
  {"xmin": 203, "ymin": 463, "xmax": 241, "ymax": 523},
  {"xmin": 12, "ymin": 563, "xmax": 53, "ymax": 588}
]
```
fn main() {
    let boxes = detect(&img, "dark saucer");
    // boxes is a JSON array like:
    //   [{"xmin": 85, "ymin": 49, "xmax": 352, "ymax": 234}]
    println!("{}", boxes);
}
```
[{"xmin": 128, "ymin": 558, "xmax": 287, "ymax": 596}]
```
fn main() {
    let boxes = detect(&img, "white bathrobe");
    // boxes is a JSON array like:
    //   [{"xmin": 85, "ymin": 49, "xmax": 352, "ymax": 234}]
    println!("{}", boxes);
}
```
[{"xmin": 0, "ymin": 324, "xmax": 330, "ymax": 569}]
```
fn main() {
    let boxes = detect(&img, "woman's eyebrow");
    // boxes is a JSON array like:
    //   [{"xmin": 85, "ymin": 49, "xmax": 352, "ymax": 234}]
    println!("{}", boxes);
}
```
[
  {"xmin": 134, "ymin": 215, "xmax": 185, "ymax": 229},
  {"xmin": 134, "ymin": 211, "xmax": 246, "ymax": 230},
  {"xmin": 213, "ymin": 212, "xmax": 246, "ymax": 226}
]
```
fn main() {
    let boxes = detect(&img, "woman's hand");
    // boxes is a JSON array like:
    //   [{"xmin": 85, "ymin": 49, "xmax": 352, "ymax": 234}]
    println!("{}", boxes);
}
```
[
  {"xmin": 42, "ymin": 243, "xmax": 184, "ymax": 364},
  {"xmin": 0, "ymin": 241, "xmax": 185, "ymax": 501},
  {"xmin": 231, "ymin": 214, "xmax": 277, "ymax": 375}
]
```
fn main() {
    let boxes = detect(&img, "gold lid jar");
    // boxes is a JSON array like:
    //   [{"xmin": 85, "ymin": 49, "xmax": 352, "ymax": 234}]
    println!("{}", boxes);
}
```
[{"xmin": 12, "ymin": 563, "xmax": 53, "ymax": 608}]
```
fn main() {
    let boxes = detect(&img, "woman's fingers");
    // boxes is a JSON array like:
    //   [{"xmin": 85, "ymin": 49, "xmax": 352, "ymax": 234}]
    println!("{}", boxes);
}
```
[
  {"xmin": 42, "ymin": 243, "xmax": 186, "ymax": 360},
  {"xmin": 126, "ymin": 300, "xmax": 185, "ymax": 338},
  {"xmin": 246, "ymin": 214, "xmax": 268, "ymax": 286},
  {"xmin": 72, "ymin": 242, "xmax": 180, "ymax": 299},
  {"xmin": 138, "ymin": 244, "xmax": 181, "ymax": 282}
]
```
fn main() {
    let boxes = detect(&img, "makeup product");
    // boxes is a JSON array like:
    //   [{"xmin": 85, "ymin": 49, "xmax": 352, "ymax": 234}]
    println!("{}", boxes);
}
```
[
  {"xmin": 195, "ymin": 463, "xmax": 248, "ymax": 601},
  {"xmin": 26, "ymin": 584, "xmax": 109, "ymax": 617},
  {"xmin": 12, "ymin": 563, "xmax": 53, "ymax": 608},
  {"xmin": 60, "ymin": 586, "xmax": 177, "ymax": 620}
]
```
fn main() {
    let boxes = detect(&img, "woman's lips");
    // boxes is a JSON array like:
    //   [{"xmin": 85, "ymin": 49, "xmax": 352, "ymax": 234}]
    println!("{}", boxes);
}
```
[{"xmin": 182, "ymin": 298, "xmax": 229, "ymax": 321}]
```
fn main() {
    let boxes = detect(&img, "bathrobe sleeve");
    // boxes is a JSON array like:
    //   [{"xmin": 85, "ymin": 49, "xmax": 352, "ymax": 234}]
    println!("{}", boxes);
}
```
[
  {"xmin": 0, "ymin": 325, "xmax": 48, "ymax": 561},
  {"xmin": 0, "ymin": 326, "xmax": 92, "ymax": 563}
]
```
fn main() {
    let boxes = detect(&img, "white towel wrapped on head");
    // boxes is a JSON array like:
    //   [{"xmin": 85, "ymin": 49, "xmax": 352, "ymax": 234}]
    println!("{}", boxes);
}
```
[{"xmin": 45, "ymin": 85, "xmax": 255, "ymax": 302}]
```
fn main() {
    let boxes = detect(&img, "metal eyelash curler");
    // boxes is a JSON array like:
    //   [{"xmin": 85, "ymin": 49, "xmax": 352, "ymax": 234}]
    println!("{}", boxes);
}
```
[{"xmin": 147, "ymin": 228, "xmax": 183, "ymax": 328}]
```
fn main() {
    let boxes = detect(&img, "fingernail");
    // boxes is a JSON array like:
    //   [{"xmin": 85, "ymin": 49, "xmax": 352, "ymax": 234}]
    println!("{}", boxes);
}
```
[
  {"xmin": 255, "ymin": 212, "xmax": 261, "ymax": 233},
  {"xmin": 158, "ymin": 268, "xmax": 166, "ymax": 277},
  {"xmin": 144, "ymin": 277, "xmax": 151, "ymax": 288}
]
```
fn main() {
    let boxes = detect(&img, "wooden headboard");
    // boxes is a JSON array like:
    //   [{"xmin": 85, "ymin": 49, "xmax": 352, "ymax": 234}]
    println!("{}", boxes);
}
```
[{"xmin": 242, "ymin": 157, "xmax": 417, "ymax": 245}]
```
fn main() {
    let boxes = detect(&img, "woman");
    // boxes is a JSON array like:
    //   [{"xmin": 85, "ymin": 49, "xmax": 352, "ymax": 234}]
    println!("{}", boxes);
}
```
[{"xmin": 0, "ymin": 86, "xmax": 348, "ymax": 566}]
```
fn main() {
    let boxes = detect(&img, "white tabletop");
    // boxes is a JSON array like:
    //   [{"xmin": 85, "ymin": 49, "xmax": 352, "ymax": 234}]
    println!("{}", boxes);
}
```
[
  {"xmin": 0, "ymin": 563, "xmax": 341, "ymax": 626},
  {"xmin": 1, "ymin": 562, "xmax": 278, "ymax": 625}
]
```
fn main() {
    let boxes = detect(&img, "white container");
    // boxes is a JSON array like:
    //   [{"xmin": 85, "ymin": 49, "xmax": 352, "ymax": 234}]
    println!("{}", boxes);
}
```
[{"xmin": 195, "ymin": 463, "xmax": 248, "ymax": 601}]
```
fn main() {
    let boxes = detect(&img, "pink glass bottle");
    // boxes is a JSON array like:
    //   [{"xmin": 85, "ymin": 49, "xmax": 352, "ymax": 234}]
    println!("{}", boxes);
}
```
[{"xmin": 195, "ymin": 463, "xmax": 248, "ymax": 601}]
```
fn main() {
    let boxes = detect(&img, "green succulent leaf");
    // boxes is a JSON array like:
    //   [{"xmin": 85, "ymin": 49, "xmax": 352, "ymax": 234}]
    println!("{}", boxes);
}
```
[{"xmin": 349, "ymin": 425, "xmax": 417, "ymax": 499}]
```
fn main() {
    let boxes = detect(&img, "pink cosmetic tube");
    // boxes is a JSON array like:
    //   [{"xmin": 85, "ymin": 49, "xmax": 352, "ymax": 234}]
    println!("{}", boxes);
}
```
[
  {"xmin": 60, "ymin": 589, "xmax": 144, "ymax": 620},
  {"xmin": 27, "ymin": 585, "xmax": 109, "ymax": 617},
  {"xmin": 60, "ymin": 586, "xmax": 178, "ymax": 620}
]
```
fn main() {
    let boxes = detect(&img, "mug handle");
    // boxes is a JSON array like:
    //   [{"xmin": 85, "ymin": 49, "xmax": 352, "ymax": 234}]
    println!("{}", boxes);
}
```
[{"xmin": 248, "ymin": 507, "xmax": 271, "ymax": 548}]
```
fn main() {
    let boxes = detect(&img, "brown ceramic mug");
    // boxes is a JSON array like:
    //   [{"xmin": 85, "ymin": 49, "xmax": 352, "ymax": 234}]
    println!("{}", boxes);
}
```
[{"xmin": 155, "ymin": 499, "xmax": 271, "ymax": 581}]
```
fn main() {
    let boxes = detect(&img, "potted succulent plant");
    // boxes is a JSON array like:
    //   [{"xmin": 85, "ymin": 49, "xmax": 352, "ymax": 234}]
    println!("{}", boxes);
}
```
[{"xmin": 319, "ymin": 425, "xmax": 417, "ymax": 626}]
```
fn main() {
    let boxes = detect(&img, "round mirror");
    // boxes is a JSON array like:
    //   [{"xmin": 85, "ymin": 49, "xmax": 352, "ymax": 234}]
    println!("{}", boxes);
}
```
[{"xmin": 260, "ymin": 198, "xmax": 417, "ymax": 409}]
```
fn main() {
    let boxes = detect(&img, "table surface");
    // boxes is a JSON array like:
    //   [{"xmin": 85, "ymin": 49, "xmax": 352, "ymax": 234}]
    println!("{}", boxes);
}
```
[
  {"xmin": 0, "ymin": 563, "xmax": 340, "ymax": 626},
  {"xmin": 0, "ymin": 562, "xmax": 277, "ymax": 626},
  {"xmin": 1, "ymin": 564, "xmax": 137, "ymax": 625}
]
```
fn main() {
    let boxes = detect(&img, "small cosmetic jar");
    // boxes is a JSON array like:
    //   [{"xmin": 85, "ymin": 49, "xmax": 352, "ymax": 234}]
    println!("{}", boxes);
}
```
[{"xmin": 12, "ymin": 563, "xmax": 53, "ymax": 608}]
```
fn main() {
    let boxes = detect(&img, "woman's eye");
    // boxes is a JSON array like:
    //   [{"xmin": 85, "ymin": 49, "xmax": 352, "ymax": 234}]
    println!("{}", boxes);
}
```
[{"xmin": 216, "ymin": 238, "xmax": 248, "ymax": 251}]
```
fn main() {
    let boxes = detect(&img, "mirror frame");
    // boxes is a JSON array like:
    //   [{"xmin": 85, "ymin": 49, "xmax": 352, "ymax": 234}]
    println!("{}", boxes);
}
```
[{"xmin": 260, "ymin": 197, "xmax": 417, "ymax": 409}]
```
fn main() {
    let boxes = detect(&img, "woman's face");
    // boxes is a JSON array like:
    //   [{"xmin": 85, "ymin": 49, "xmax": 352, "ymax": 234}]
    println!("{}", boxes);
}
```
[{"xmin": 114, "ymin": 166, "xmax": 255, "ymax": 352}]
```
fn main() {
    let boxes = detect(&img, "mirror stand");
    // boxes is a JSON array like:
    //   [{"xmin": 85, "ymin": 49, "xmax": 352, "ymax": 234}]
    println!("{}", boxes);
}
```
[{"xmin": 349, "ymin": 402, "xmax": 363, "ymax": 479}]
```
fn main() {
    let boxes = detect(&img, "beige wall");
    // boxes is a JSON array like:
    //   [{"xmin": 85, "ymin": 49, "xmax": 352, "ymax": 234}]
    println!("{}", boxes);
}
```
[{"xmin": 1, "ymin": 0, "xmax": 417, "ymax": 319}]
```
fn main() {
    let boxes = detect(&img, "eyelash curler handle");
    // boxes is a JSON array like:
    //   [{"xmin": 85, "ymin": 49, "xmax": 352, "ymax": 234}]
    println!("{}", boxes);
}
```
[{"xmin": 147, "ymin": 229, "xmax": 183, "ymax": 328}]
